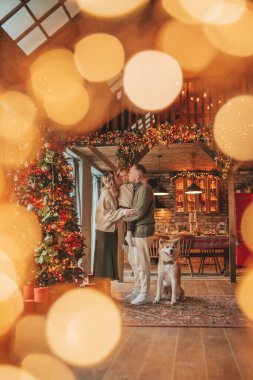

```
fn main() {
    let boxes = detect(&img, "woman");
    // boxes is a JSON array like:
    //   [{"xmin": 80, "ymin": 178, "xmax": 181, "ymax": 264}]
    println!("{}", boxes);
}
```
[{"xmin": 94, "ymin": 171, "xmax": 132, "ymax": 289}]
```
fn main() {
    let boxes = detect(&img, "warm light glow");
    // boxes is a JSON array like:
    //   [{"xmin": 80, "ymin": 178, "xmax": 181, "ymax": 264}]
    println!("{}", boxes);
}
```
[
  {"xmin": 161, "ymin": 0, "xmax": 198, "ymax": 24},
  {"xmin": 0, "ymin": 126, "xmax": 41, "ymax": 169},
  {"xmin": 76, "ymin": 0, "xmax": 149, "ymax": 18},
  {"xmin": 236, "ymin": 268, "xmax": 253, "ymax": 321},
  {"xmin": 156, "ymin": 21, "xmax": 217, "ymax": 74},
  {"xmin": 241, "ymin": 202, "xmax": 253, "ymax": 253},
  {"xmin": 30, "ymin": 49, "xmax": 89, "ymax": 127},
  {"xmin": 0, "ymin": 91, "xmax": 36, "ymax": 141},
  {"xmin": 123, "ymin": 50, "xmax": 182, "ymax": 111},
  {"xmin": 46, "ymin": 288, "xmax": 122, "ymax": 367},
  {"xmin": 74, "ymin": 34, "xmax": 125, "ymax": 82},
  {"xmin": 22, "ymin": 354, "xmax": 76, "ymax": 380},
  {"xmin": 0, "ymin": 203, "xmax": 42, "ymax": 283},
  {"xmin": 204, "ymin": 5, "xmax": 253, "ymax": 57},
  {"xmin": 179, "ymin": 0, "xmax": 246, "ymax": 25},
  {"xmin": 0, "ymin": 366, "xmax": 36, "ymax": 380},
  {"xmin": 14, "ymin": 315, "xmax": 49, "ymax": 360},
  {"xmin": 0, "ymin": 272, "xmax": 23, "ymax": 336},
  {"xmin": 0, "ymin": 166, "xmax": 6, "ymax": 200},
  {"xmin": 214, "ymin": 95, "xmax": 253, "ymax": 161},
  {"xmin": 43, "ymin": 82, "xmax": 90, "ymax": 126},
  {"xmin": 30, "ymin": 49, "xmax": 83, "ymax": 102},
  {"xmin": 0, "ymin": 250, "xmax": 18, "ymax": 283}
]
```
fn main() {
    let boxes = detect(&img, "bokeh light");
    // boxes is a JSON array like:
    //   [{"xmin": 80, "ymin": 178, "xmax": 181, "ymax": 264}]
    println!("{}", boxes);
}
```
[
  {"xmin": 22, "ymin": 354, "xmax": 75, "ymax": 380},
  {"xmin": 43, "ymin": 82, "xmax": 89, "ymax": 126},
  {"xmin": 214, "ymin": 95, "xmax": 253, "ymax": 161},
  {"xmin": 74, "ymin": 34, "xmax": 125, "ymax": 82},
  {"xmin": 204, "ymin": 5, "xmax": 253, "ymax": 57},
  {"xmin": 30, "ymin": 49, "xmax": 89, "ymax": 127},
  {"xmin": 161, "ymin": 0, "xmax": 198, "ymax": 24},
  {"xmin": 179, "ymin": 0, "xmax": 246, "ymax": 25},
  {"xmin": 14, "ymin": 315, "xmax": 49, "ymax": 360},
  {"xmin": 0, "ymin": 365, "xmax": 36, "ymax": 380},
  {"xmin": 236, "ymin": 268, "xmax": 253, "ymax": 321},
  {"xmin": 46, "ymin": 288, "xmax": 122, "ymax": 367},
  {"xmin": 0, "ymin": 126, "xmax": 41, "ymax": 169},
  {"xmin": 0, "ymin": 166, "xmax": 6, "ymax": 200},
  {"xmin": 0, "ymin": 250, "xmax": 18, "ymax": 283},
  {"xmin": 0, "ymin": 203, "xmax": 42, "ymax": 284},
  {"xmin": 241, "ymin": 201, "xmax": 253, "ymax": 253},
  {"xmin": 123, "ymin": 50, "xmax": 182, "ymax": 111},
  {"xmin": 156, "ymin": 21, "xmax": 217, "ymax": 74},
  {"xmin": 0, "ymin": 272, "xmax": 23, "ymax": 336},
  {"xmin": 76, "ymin": 0, "xmax": 149, "ymax": 19},
  {"xmin": 0, "ymin": 91, "xmax": 36, "ymax": 141}
]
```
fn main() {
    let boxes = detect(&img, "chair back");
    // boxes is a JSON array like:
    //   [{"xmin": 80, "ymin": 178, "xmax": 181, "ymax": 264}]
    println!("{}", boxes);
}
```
[
  {"xmin": 179, "ymin": 236, "xmax": 193, "ymax": 257},
  {"xmin": 149, "ymin": 237, "xmax": 160, "ymax": 258}
]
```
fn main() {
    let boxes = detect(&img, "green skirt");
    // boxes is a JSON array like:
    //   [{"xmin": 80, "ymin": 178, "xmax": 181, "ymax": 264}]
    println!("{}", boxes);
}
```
[{"xmin": 93, "ymin": 229, "xmax": 119, "ymax": 280}]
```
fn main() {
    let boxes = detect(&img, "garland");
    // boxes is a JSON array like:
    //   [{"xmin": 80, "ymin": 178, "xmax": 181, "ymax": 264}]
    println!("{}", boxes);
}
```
[
  {"xmin": 170, "ymin": 170, "xmax": 223, "ymax": 182},
  {"xmin": 73, "ymin": 123, "xmax": 211, "ymax": 168}
]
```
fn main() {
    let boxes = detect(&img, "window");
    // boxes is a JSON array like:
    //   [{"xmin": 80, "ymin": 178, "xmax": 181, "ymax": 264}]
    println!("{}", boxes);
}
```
[{"xmin": 0, "ymin": 0, "xmax": 81, "ymax": 55}]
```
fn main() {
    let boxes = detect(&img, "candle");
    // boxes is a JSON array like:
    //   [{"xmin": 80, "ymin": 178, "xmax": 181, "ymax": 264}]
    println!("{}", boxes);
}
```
[
  {"xmin": 189, "ymin": 213, "xmax": 193, "ymax": 222},
  {"xmin": 193, "ymin": 211, "xmax": 197, "ymax": 222}
]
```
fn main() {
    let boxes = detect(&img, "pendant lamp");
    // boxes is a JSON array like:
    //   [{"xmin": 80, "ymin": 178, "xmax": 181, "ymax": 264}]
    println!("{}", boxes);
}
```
[
  {"xmin": 154, "ymin": 155, "xmax": 168, "ymax": 196},
  {"xmin": 185, "ymin": 154, "xmax": 202, "ymax": 194}
]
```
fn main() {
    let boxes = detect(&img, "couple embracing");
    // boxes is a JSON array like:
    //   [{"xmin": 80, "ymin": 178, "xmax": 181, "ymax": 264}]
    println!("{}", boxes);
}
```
[{"xmin": 93, "ymin": 164, "xmax": 155, "ymax": 305}]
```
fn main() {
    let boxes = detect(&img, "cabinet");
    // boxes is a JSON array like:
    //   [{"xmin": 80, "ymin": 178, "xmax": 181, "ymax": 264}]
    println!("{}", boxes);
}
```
[{"xmin": 175, "ymin": 176, "xmax": 219, "ymax": 213}]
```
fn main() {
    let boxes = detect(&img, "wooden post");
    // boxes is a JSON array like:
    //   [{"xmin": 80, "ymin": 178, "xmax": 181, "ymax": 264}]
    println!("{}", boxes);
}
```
[{"xmin": 228, "ymin": 172, "xmax": 236, "ymax": 283}]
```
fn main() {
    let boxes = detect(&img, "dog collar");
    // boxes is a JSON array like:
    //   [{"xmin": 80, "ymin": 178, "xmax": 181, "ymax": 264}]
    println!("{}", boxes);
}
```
[{"xmin": 163, "ymin": 260, "xmax": 173, "ymax": 265}]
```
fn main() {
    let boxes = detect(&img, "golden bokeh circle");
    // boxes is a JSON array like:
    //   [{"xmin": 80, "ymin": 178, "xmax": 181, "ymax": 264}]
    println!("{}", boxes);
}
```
[
  {"xmin": 76, "ymin": 0, "xmax": 149, "ymax": 19},
  {"xmin": 46, "ymin": 288, "xmax": 122, "ymax": 367},
  {"xmin": 156, "ymin": 20, "xmax": 217, "ymax": 74},
  {"xmin": 236, "ymin": 268, "xmax": 253, "ymax": 321},
  {"xmin": 74, "ymin": 34, "xmax": 125, "ymax": 82},
  {"xmin": 214, "ymin": 95, "xmax": 253, "ymax": 161},
  {"xmin": 241, "ymin": 201, "xmax": 253, "ymax": 253},
  {"xmin": 123, "ymin": 50, "xmax": 182, "ymax": 111}
]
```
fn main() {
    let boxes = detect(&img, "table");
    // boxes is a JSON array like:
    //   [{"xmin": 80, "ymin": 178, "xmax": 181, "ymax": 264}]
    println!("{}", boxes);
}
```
[
  {"xmin": 151, "ymin": 234, "xmax": 229, "ymax": 275},
  {"xmin": 190, "ymin": 235, "xmax": 229, "ymax": 274}
]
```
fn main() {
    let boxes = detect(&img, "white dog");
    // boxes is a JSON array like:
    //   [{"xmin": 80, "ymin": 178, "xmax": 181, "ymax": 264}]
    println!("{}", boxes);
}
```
[{"xmin": 154, "ymin": 238, "xmax": 185, "ymax": 305}]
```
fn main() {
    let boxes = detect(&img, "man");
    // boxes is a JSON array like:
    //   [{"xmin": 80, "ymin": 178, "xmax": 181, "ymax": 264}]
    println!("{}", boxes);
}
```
[{"xmin": 124, "ymin": 164, "xmax": 155, "ymax": 305}]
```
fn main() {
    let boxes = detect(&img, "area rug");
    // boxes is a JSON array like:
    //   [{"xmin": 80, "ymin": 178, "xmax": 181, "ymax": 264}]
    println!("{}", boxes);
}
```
[{"xmin": 119, "ymin": 295, "xmax": 248, "ymax": 328}]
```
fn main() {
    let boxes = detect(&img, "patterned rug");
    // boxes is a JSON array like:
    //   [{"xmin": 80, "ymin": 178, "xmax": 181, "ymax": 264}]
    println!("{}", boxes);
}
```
[{"xmin": 119, "ymin": 295, "xmax": 248, "ymax": 328}]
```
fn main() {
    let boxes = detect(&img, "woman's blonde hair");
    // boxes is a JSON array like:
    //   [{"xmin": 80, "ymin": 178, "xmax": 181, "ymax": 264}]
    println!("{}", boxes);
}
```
[{"xmin": 102, "ymin": 171, "xmax": 118, "ymax": 196}]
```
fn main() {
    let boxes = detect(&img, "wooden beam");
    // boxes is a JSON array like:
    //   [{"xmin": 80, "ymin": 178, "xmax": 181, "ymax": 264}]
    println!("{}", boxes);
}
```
[
  {"xmin": 87, "ymin": 145, "xmax": 117, "ymax": 171},
  {"xmin": 232, "ymin": 160, "xmax": 243, "ymax": 172},
  {"xmin": 228, "ymin": 172, "xmax": 236, "ymax": 283},
  {"xmin": 70, "ymin": 147, "xmax": 105, "ymax": 174},
  {"xmin": 134, "ymin": 146, "xmax": 150, "ymax": 165},
  {"xmin": 194, "ymin": 142, "xmax": 223, "ymax": 169}
]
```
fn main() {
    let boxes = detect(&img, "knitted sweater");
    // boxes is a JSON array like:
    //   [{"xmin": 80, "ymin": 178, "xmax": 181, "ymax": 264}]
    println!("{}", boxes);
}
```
[
  {"xmin": 124, "ymin": 183, "xmax": 155, "ymax": 238},
  {"xmin": 95, "ymin": 189, "xmax": 127, "ymax": 232}
]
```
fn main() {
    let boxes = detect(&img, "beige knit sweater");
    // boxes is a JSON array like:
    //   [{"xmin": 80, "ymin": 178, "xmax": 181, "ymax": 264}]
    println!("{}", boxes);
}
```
[{"xmin": 95, "ymin": 188, "xmax": 127, "ymax": 232}]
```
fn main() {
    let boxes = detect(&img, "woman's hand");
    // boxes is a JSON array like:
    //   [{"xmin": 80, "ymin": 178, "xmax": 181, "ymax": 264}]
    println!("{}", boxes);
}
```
[{"xmin": 126, "ymin": 208, "xmax": 134, "ymax": 216}]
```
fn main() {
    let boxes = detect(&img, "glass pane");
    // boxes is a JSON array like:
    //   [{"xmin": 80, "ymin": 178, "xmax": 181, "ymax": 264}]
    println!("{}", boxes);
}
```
[
  {"xmin": 27, "ymin": 0, "xmax": 58, "ymax": 19},
  {"xmin": 41, "ymin": 6, "xmax": 69, "ymax": 37},
  {"xmin": 0, "ymin": 0, "xmax": 20, "ymax": 20},
  {"xmin": 64, "ymin": 0, "xmax": 80, "ymax": 18},
  {"xmin": 17, "ymin": 26, "xmax": 47, "ymax": 55},
  {"xmin": 2, "ymin": 7, "xmax": 34, "ymax": 39}
]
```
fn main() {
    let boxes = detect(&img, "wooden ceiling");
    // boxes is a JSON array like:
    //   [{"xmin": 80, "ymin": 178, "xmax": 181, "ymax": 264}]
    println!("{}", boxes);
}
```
[{"xmin": 75, "ymin": 143, "xmax": 218, "ymax": 173}]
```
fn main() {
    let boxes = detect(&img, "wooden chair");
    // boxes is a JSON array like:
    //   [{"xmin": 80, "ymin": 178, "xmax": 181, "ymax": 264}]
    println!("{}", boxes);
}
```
[
  {"xmin": 179, "ymin": 237, "xmax": 194, "ymax": 276},
  {"xmin": 149, "ymin": 237, "xmax": 160, "ymax": 260}
]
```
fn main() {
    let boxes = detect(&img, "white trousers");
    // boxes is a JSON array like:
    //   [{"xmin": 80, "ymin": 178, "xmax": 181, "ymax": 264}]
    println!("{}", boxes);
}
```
[{"xmin": 128, "ymin": 236, "xmax": 153, "ymax": 295}]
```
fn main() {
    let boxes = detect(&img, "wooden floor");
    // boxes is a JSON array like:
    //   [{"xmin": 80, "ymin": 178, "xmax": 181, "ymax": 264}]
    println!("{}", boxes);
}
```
[{"xmin": 73, "ymin": 269, "xmax": 253, "ymax": 380}]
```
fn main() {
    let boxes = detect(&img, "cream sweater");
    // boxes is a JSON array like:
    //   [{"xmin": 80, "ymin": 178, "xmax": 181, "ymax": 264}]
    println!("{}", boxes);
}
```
[{"xmin": 95, "ymin": 188, "xmax": 127, "ymax": 232}]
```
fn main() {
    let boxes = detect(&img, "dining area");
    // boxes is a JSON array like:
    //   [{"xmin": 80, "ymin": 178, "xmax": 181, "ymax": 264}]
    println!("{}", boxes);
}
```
[{"xmin": 149, "ymin": 233, "xmax": 229, "ymax": 277}]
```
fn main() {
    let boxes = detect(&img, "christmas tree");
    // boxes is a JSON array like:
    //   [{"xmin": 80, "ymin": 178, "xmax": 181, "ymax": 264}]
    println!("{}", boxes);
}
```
[{"xmin": 13, "ymin": 142, "xmax": 85, "ymax": 287}]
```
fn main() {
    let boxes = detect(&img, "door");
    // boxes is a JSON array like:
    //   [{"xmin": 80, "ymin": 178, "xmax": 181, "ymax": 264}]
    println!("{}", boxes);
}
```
[{"xmin": 235, "ymin": 193, "xmax": 253, "ymax": 266}]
